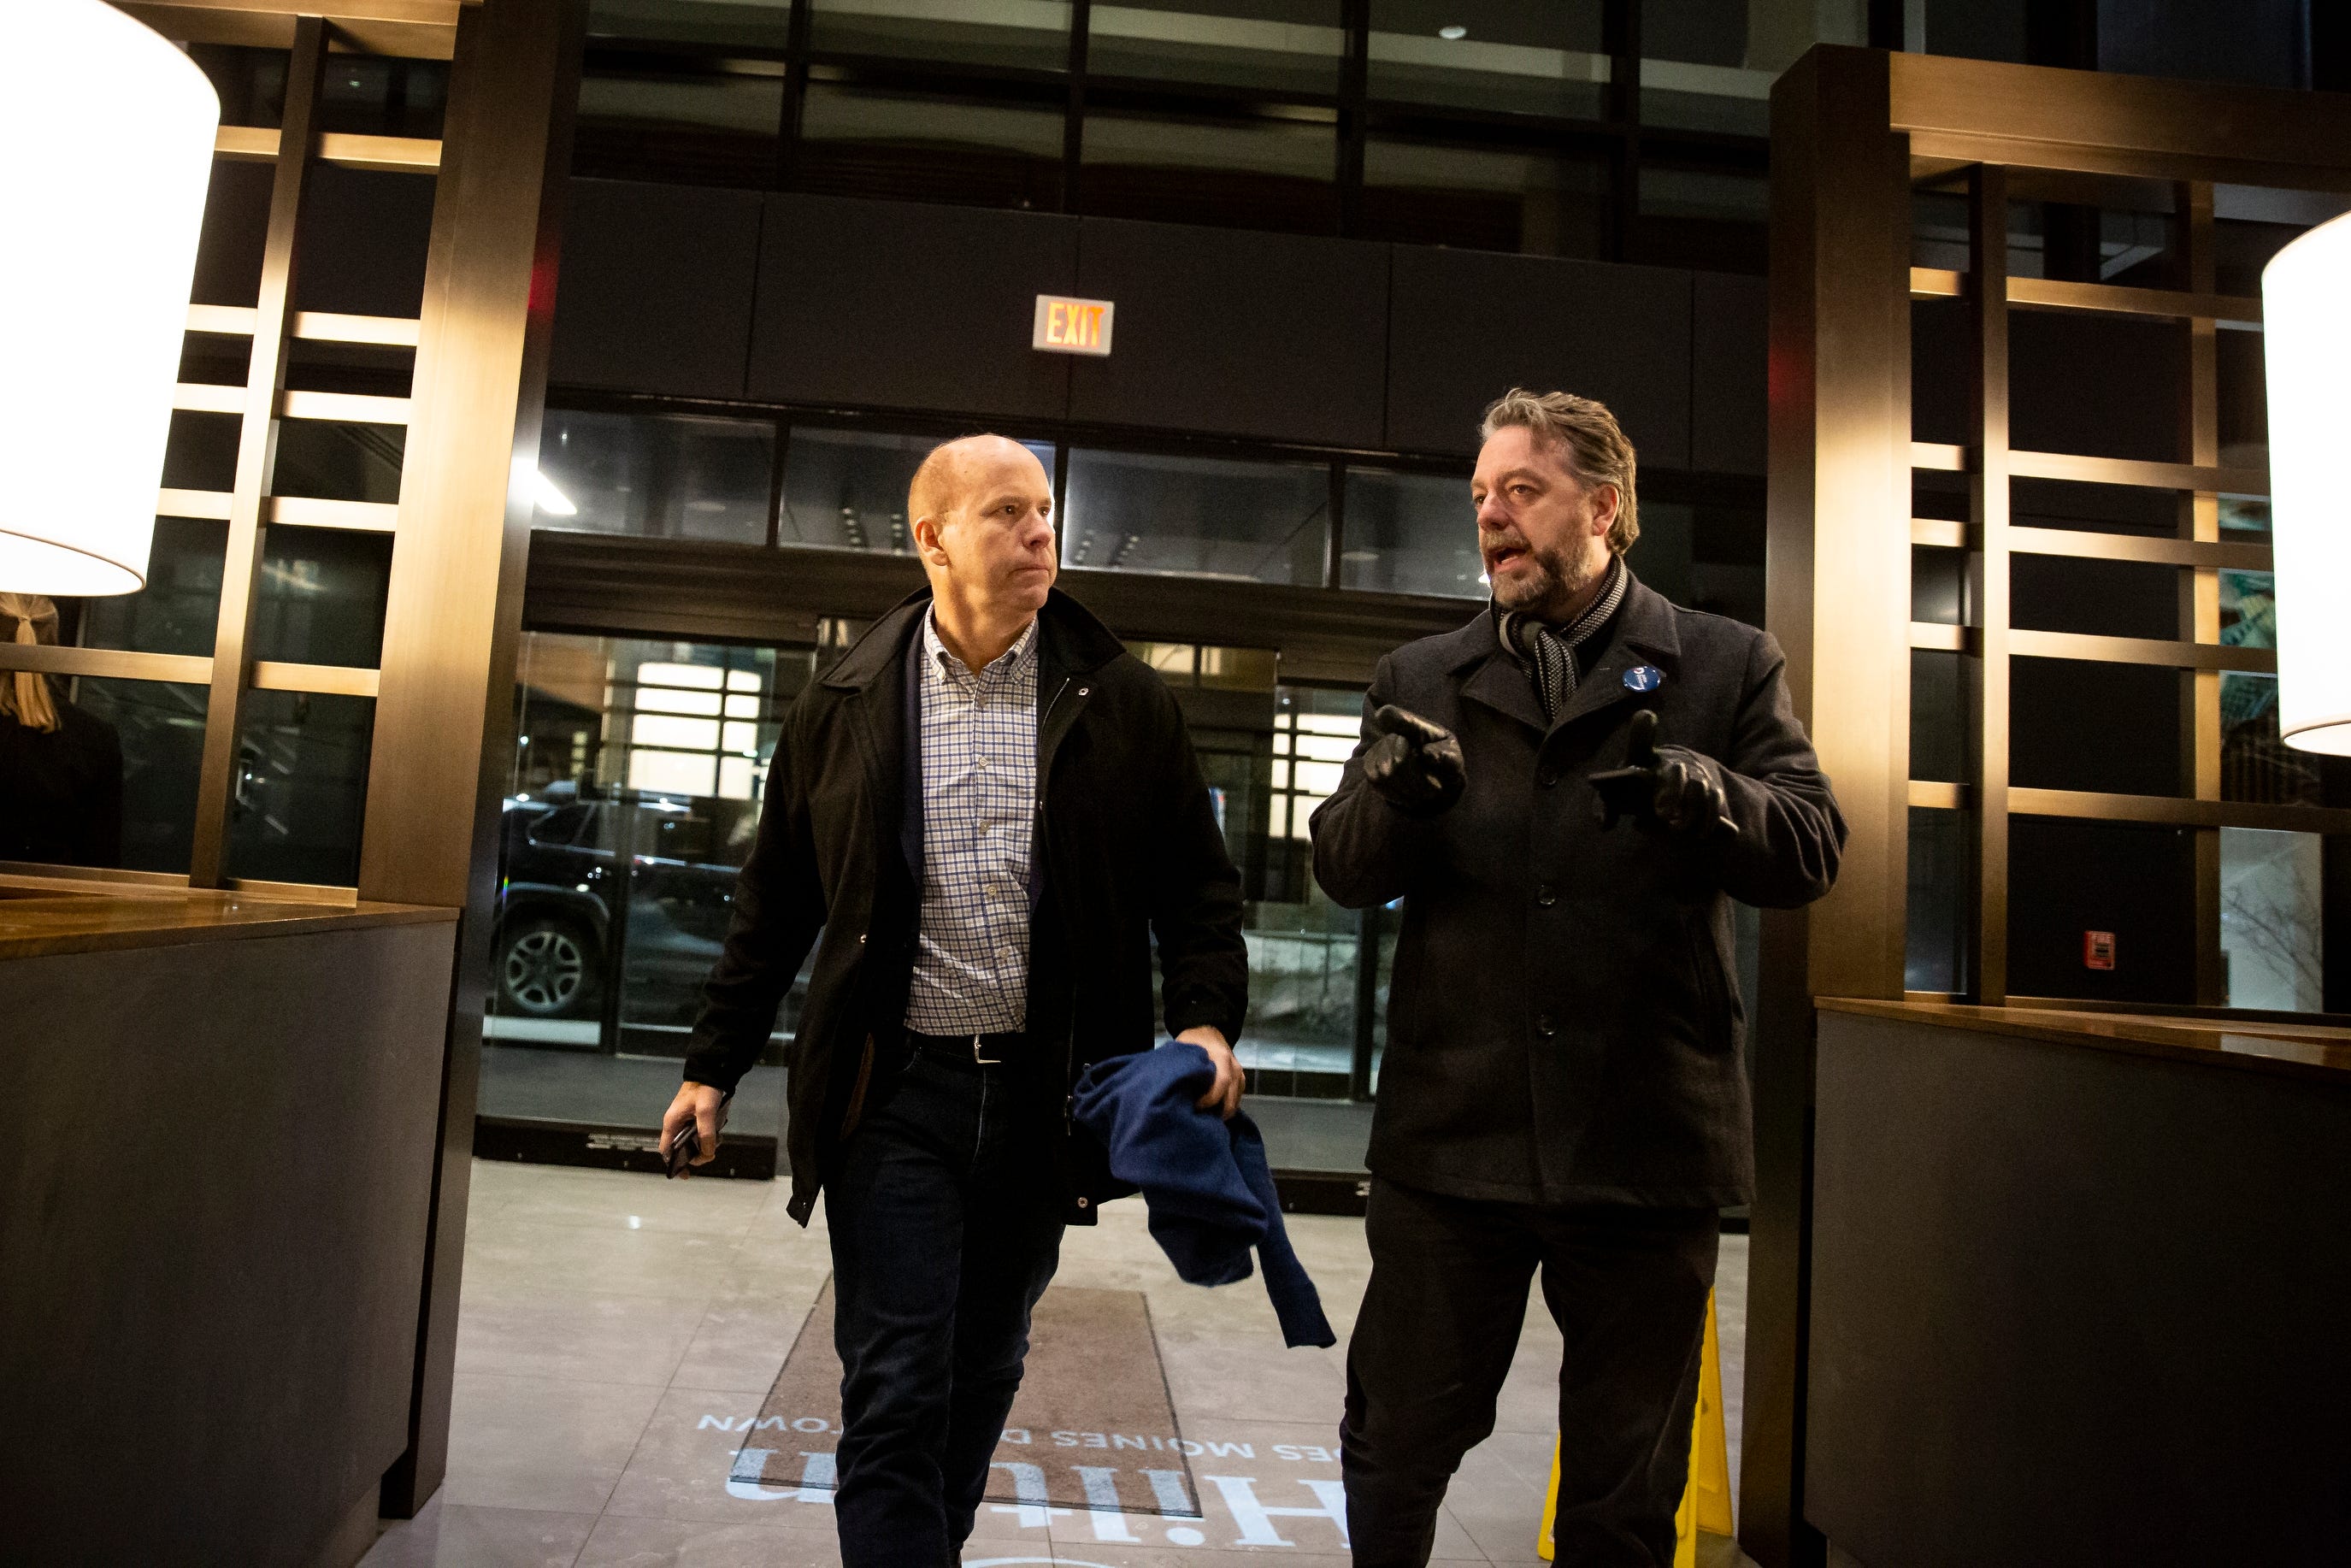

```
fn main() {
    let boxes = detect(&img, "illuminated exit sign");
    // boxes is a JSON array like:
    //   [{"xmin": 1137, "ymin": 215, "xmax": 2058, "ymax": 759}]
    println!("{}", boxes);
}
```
[{"xmin": 1033, "ymin": 294, "xmax": 1114, "ymax": 356}]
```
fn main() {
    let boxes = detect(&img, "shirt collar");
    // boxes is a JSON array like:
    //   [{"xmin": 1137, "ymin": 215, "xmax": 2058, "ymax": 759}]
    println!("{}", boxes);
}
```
[{"xmin": 923, "ymin": 606, "xmax": 1039, "ymax": 687}]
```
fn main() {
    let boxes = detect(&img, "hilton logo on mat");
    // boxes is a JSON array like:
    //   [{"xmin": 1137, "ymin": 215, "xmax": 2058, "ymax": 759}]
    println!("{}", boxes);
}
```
[{"xmin": 1034, "ymin": 294, "xmax": 1115, "ymax": 356}]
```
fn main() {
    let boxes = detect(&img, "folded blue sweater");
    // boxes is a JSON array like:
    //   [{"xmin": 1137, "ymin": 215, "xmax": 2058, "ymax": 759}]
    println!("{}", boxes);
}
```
[{"xmin": 1071, "ymin": 1043, "xmax": 1337, "ymax": 1349}]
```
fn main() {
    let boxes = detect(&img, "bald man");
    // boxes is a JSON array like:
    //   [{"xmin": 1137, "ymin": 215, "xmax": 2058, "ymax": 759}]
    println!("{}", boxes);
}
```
[{"xmin": 662, "ymin": 435, "xmax": 1248, "ymax": 1566}]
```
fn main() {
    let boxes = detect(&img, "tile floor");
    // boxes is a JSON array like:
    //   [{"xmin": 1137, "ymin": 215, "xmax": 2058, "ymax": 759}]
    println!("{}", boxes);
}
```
[{"xmin": 360, "ymin": 1159, "xmax": 1757, "ymax": 1568}]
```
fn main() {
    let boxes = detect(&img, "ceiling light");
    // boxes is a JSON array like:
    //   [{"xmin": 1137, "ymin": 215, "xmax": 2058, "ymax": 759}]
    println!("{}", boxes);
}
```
[
  {"xmin": 2260, "ymin": 210, "xmax": 2351, "ymax": 754},
  {"xmin": 1439, "ymin": 25, "xmax": 1468, "ymax": 39},
  {"xmin": 1, "ymin": 0, "xmax": 218, "ymax": 595}
]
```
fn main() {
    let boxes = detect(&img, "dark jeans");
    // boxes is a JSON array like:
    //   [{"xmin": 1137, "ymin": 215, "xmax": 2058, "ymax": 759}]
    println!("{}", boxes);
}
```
[
  {"xmin": 1340, "ymin": 1177, "xmax": 1720, "ymax": 1567},
  {"xmin": 825, "ymin": 1050, "xmax": 1066, "ymax": 1568}
]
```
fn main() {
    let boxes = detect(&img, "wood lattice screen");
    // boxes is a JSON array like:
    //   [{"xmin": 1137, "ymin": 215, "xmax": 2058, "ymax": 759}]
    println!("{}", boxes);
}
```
[{"xmin": 1771, "ymin": 45, "xmax": 2351, "ymax": 1012}]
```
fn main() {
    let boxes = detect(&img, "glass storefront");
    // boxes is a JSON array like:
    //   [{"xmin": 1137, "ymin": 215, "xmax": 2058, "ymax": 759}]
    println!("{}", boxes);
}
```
[
  {"xmin": 484, "ymin": 622, "xmax": 1402, "ymax": 1173},
  {"xmin": 484, "ymin": 632, "xmax": 809, "ymax": 1149}
]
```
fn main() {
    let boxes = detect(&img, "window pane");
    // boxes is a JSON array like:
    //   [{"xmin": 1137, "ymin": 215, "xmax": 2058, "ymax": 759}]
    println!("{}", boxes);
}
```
[
  {"xmin": 798, "ymin": 81, "xmax": 1064, "ymax": 209},
  {"xmin": 1635, "ymin": 166, "xmax": 1766, "ymax": 274},
  {"xmin": 1081, "ymin": 109, "xmax": 1336, "ymax": 232},
  {"xmin": 536, "ymin": 409, "xmax": 775, "ymax": 545},
  {"xmin": 810, "ymin": 0, "xmax": 1072, "ymax": 71},
  {"xmin": 1359, "ymin": 136, "xmax": 1606, "ymax": 256},
  {"xmin": 574, "ymin": 59, "xmax": 784, "ymax": 186},
  {"xmin": 162, "ymin": 410, "xmax": 240, "ymax": 494},
  {"xmin": 225, "ymin": 690, "xmax": 376, "ymax": 887},
  {"xmin": 1340, "ymin": 468, "xmax": 1482, "ymax": 598},
  {"xmin": 2220, "ymin": 828, "xmax": 2325, "ymax": 1012},
  {"xmin": 1905, "ymin": 806, "xmax": 1970, "ymax": 993},
  {"xmin": 1640, "ymin": 0, "xmax": 1787, "ymax": 137},
  {"xmin": 317, "ymin": 55, "xmax": 451, "ymax": 139},
  {"xmin": 1366, "ymin": 1, "xmax": 1607, "ymax": 119},
  {"xmin": 6, "ymin": 675, "xmax": 204, "ymax": 875},
  {"xmin": 79, "ymin": 516, "xmax": 227, "ymax": 659},
  {"xmin": 253, "ymin": 526, "xmax": 393, "ymax": 669},
  {"xmin": 486, "ymin": 633, "xmax": 814, "ymax": 1147},
  {"xmin": 1087, "ymin": 2, "xmax": 1344, "ymax": 95},
  {"xmin": 271, "ymin": 419, "xmax": 406, "ymax": 504},
  {"xmin": 781, "ymin": 427, "xmax": 1057, "ymax": 554},
  {"xmin": 1064, "ymin": 449, "xmax": 1328, "ymax": 585}
]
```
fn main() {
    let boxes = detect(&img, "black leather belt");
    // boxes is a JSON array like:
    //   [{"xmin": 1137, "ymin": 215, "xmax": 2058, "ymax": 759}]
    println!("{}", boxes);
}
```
[{"xmin": 907, "ymin": 1029, "xmax": 1023, "ymax": 1067}]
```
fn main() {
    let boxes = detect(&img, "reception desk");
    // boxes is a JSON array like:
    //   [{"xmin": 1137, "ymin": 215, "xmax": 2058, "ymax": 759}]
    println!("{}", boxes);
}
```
[
  {"xmin": 1804, "ymin": 999, "xmax": 2351, "ymax": 1567},
  {"xmin": 0, "ymin": 875, "xmax": 457, "ymax": 1566}
]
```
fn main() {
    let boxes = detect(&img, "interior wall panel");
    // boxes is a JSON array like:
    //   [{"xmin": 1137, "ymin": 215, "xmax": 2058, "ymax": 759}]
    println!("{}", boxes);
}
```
[
  {"xmin": 1068, "ymin": 217, "xmax": 1390, "ymax": 447},
  {"xmin": 1385, "ymin": 246, "xmax": 1695, "ymax": 467},
  {"xmin": 1693, "ymin": 271, "xmax": 1769, "ymax": 476},
  {"xmin": 748, "ymin": 193, "xmax": 1077, "ymax": 422},
  {"xmin": 549, "ymin": 178, "xmax": 763, "ymax": 400}
]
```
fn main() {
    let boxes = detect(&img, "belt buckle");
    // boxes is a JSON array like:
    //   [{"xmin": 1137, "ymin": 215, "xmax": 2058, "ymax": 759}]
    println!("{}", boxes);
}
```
[{"xmin": 970, "ymin": 1034, "xmax": 1002, "ymax": 1065}]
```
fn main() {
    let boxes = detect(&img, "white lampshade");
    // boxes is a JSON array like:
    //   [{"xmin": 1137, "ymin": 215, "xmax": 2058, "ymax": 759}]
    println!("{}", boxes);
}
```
[
  {"xmin": 2263, "ymin": 209, "xmax": 2351, "ymax": 755},
  {"xmin": 0, "ymin": 0, "xmax": 219, "ymax": 597}
]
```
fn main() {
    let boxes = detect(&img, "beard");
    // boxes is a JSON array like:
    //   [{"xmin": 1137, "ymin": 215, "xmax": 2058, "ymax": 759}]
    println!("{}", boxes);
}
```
[{"xmin": 1488, "ymin": 535, "xmax": 1606, "ymax": 622}]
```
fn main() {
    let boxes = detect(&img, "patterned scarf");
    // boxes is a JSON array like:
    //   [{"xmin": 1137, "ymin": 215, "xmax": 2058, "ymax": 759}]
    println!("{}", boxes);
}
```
[{"xmin": 1496, "ymin": 556, "xmax": 1629, "ymax": 724}]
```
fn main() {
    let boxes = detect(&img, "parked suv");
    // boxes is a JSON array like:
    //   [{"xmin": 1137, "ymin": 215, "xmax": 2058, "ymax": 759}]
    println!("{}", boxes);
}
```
[{"xmin": 492, "ymin": 783, "xmax": 751, "ymax": 1025}]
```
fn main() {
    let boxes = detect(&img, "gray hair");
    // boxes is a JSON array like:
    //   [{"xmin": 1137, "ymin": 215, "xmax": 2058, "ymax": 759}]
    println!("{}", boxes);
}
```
[{"xmin": 1480, "ymin": 387, "xmax": 1640, "ymax": 554}]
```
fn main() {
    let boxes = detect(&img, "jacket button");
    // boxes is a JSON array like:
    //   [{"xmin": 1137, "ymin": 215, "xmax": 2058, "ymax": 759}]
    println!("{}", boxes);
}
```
[
  {"xmin": 1535, "ymin": 885, "xmax": 1557, "ymax": 907},
  {"xmin": 1537, "ymin": 769, "xmax": 1558, "ymax": 787},
  {"xmin": 1076, "ymin": 1196, "xmax": 1089, "ymax": 1209},
  {"xmin": 1535, "ymin": 1014, "xmax": 1557, "ymax": 1039},
  {"xmin": 857, "ymin": 933, "xmax": 867, "ymax": 944}
]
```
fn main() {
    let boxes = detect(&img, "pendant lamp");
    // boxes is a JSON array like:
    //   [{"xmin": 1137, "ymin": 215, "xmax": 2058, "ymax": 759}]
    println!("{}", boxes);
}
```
[
  {"xmin": 2262, "ymin": 209, "xmax": 2351, "ymax": 754},
  {"xmin": 0, "ymin": 0, "xmax": 220, "ymax": 595}
]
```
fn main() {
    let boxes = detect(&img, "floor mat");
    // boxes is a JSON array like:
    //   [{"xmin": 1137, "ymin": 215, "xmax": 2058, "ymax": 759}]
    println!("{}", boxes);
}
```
[{"xmin": 733, "ymin": 1276, "xmax": 1202, "ymax": 1518}]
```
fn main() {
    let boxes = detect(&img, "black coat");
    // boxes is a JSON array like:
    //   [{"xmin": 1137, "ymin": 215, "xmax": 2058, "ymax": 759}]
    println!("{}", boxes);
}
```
[
  {"xmin": 1310, "ymin": 575, "xmax": 1844, "ymax": 1207},
  {"xmin": 683, "ymin": 587, "xmax": 1249, "ymax": 1225}
]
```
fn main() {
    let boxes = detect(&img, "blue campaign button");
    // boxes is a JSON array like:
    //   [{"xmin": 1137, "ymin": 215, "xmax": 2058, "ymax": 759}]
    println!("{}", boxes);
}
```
[{"xmin": 1623, "ymin": 664, "xmax": 1665, "ymax": 692}]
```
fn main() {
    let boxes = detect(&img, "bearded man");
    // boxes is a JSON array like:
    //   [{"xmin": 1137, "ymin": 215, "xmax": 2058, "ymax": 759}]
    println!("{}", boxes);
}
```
[{"xmin": 1310, "ymin": 389, "xmax": 1846, "ymax": 1566}]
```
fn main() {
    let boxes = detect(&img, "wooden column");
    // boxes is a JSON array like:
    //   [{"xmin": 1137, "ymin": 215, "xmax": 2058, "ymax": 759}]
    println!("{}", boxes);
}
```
[
  {"xmin": 2175, "ymin": 180, "xmax": 2227, "ymax": 1006},
  {"xmin": 188, "ymin": 18, "xmax": 326, "ymax": 887},
  {"xmin": 1749, "ymin": 45, "xmax": 1912, "ymax": 1568},
  {"xmin": 364, "ymin": 0, "xmax": 582, "ymax": 1516},
  {"xmin": 1966, "ymin": 162, "xmax": 2011, "ymax": 1004}
]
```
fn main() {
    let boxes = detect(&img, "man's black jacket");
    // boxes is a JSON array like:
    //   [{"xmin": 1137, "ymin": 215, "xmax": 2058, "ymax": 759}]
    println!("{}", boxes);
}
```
[
  {"xmin": 683, "ymin": 586, "xmax": 1248, "ymax": 1226},
  {"xmin": 1310, "ymin": 574, "xmax": 1844, "ymax": 1207}
]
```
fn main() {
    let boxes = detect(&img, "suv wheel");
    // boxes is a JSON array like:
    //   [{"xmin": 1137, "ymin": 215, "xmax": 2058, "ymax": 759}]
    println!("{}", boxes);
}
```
[{"xmin": 497, "ymin": 917, "xmax": 598, "ymax": 1017}]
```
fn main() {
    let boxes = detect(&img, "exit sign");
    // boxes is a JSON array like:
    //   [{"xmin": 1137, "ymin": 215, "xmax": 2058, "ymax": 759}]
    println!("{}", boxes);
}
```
[{"xmin": 1033, "ymin": 294, "xmax": 1114, "ymax": 356}]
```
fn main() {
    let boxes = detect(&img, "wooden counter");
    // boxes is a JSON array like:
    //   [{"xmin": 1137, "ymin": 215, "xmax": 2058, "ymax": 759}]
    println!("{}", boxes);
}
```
[
  {"xmin": 0, "ymin": 873, "xmax": 460, "ymax": 1564},
  {"xmin": 1803, "ymin": 998, "xmax": 2351, "ymax": 1568},
  {"xmin": 0, "ymin": 871, "xmax": 452, "ymax": 960},
  {"xmin": 1818, "ymin": 996, "xmax": 2351, "ymax": 1086}
]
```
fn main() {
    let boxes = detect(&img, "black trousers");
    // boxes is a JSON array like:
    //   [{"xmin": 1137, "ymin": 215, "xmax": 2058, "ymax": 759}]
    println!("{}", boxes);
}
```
[
  {"xmin": 825, "ymin": 1050, "xmax": 1066, "ymax": 1567},
  {"xmin": 1340, "ymin": 1177, "xmax": 1720, "ymax": 1567}
]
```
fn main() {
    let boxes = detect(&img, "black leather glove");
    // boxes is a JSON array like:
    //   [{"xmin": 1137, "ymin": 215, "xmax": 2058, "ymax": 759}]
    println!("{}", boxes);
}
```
[
  {"xmin": 1589, "ymin": 709, "xmax": 1739, "ymax": 840},
  {"xmin": 1362, "ymin": 704, "xmax": 1466, "ymax": 817}
]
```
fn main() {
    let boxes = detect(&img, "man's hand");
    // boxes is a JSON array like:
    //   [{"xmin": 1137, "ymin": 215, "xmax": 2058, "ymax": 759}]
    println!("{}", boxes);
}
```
[
  {"xmin": 1590, "ymin": 710, "xmax": 1738, "ymax": 841},
  {"xmin": 1176, "ymin": 1026, "xmax": 1245, "ymax": 1120},
  {"xmin": 1363, "ymin": 704, "xmax": 1466, "ymax": 816},
  {"xmin": 1649, "ymin": 746, "xmax": 1733, "ymax": 837},
  {"xmin": 661, "ymin": 1081, "xmax": 726, "ymax": 1176}
]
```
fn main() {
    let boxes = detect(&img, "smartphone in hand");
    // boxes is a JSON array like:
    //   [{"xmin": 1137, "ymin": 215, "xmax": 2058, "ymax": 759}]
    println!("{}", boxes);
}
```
[{"xmin": 664, "ymin": 1093, "xmax": 732, "ymax": 1180}]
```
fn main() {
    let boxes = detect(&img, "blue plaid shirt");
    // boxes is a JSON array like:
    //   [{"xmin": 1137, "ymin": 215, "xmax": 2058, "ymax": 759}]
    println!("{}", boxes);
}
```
[{"xmin": 903, "ymin": 610, "xmax": 1040, "ymax": 1034}]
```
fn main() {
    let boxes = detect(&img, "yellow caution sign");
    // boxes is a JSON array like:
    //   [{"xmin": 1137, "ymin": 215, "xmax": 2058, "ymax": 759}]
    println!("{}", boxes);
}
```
[{"xmin": 1539, "ymin": 1288, "xmax": 1732, "ymax": 1562}]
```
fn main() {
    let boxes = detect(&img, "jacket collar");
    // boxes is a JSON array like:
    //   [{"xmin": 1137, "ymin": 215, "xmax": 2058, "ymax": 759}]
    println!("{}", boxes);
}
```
[
  {"xmin": 1451, "ymin": 569, "xmax": 1682, "ymax": 736},
  {"xmin": 822, "ymin": 584, "xmax": 1126, "ymax": 693}
]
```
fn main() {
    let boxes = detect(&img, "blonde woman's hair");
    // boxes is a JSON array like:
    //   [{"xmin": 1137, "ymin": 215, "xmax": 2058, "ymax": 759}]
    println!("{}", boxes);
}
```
[
  {"xmin": 0, "ymin": 594, "xmax": 62, "ymax": 733},
  {"xmin": 1479, "ymin": 387, "xmax": 1641, "ymax": 554}
]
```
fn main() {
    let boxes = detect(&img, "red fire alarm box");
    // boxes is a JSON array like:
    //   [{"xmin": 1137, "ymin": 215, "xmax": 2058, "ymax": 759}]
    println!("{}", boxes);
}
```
[{"xmin": 2083, "ymin": 930, "xmax": 2117, "ymax": 970}]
